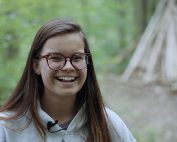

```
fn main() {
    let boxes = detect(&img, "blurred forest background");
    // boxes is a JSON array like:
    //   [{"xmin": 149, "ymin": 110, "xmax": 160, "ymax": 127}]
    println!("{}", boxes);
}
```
[
  {"xmin": 0, "ymin": 0, "xmax": 158, "ymax": 103},
  {"xmin": 1, "ymin": 0, "xmax": 177, "ymax": 142}
]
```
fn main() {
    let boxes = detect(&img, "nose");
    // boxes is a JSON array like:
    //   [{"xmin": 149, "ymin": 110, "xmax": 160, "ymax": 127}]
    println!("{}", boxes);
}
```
[{"xmin": 62, "ymin": 58, "xmax": 75, "ymax": 70}]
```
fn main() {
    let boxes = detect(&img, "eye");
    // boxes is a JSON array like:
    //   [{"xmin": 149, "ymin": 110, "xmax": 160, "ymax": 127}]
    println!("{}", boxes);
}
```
[
  {"xmin": 72, "ymin": 54, "xmax": 85, "ymax": 62},
  {"xmin": 48, "ymin": 54, "xmax": 64, "ymax": 62}
]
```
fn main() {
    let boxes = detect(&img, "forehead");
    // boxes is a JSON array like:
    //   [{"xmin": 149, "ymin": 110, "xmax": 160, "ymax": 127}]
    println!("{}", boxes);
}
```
[{"xmin": 41, "ymin": 32, "xmax": 85, "ymax": 55}]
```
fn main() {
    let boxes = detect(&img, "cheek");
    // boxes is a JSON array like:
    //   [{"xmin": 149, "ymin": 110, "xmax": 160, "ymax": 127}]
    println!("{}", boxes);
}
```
[
  {"xmin": 40, "ymin": 66, "xmax": 53, "ymax": 82},
  {"xmin": 80, "ymin": 68, "xmax": 87, "ymax": 83},
  {"xmin": 41, "ymin": 71, "xmax": 51, "ymax": 85}
]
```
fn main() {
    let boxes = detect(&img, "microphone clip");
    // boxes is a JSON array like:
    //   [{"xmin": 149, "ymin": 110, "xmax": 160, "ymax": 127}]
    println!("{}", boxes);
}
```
[
  {"xmin": 47, "ymin": 120, "xmax": 58, "ymax": 131},
  {"xmin": 47, "ymin": 120, "xmax": 64, "ymax": 133}
]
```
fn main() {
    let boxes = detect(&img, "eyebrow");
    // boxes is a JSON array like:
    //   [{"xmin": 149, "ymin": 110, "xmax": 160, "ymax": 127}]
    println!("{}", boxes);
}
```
[
  {"xmin": 45, "ymin": 52, "xmax": 85, "ymax": 55},
  {"xmin": 43, "ymin": 52, "xmax": 86, "ymax": 56}
]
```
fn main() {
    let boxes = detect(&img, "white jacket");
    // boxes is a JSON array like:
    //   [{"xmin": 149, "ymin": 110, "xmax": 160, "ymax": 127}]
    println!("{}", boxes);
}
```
[{"xmin": 0, "ymin": 104, "xmax": 136, "ymax": 142}]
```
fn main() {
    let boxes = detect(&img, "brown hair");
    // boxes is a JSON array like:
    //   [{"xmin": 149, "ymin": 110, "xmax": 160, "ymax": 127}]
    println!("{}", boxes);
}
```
[{"xmin": 0, "ymin": 19, "xmax": 111, "ymax": 142}]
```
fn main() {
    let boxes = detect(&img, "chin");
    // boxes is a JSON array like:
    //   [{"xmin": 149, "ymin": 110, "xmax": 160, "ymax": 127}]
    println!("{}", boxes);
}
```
[{"xmin": 57, "ymin": 91, "xmax": 78, "ymax": 97}]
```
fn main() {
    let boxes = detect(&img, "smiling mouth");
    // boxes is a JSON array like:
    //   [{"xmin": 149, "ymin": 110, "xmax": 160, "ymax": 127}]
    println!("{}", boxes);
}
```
[{"xmin": 56, "ymin": 76, "xmax": 77, "ymax": 82}]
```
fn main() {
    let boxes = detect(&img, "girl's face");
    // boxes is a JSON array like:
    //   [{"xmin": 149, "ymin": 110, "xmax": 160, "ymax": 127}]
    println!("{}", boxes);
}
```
[{"xmin": 33, "ymin": 32, "xmax": 87, "ymax": 99}]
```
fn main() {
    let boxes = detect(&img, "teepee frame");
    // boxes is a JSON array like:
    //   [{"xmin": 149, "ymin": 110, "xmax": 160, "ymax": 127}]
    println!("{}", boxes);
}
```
[{"xmin": 121, "ymin": 0, "xmax": 177, "ymax": 83}]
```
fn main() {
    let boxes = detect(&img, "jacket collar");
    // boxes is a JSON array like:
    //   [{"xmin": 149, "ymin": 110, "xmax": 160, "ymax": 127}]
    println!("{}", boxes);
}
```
[{"xmin": 37, "ymin": 102, "xmax": 87, "ymax": 132}]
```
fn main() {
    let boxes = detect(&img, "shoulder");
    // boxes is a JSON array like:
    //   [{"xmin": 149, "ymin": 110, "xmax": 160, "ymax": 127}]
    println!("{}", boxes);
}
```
[
  {"xmin": 0, "ymin": 111, "xmax": 14, "ymax": 126},
  {"xmin": 105, "ymin": 107, "xmax": 124, "ymax": 125},
  {"xmin": 105, "ymin": 107, "xmax": 137, "ymax": 142},
  {"xmin": 0, "ymin": 112, "xmax": 9, "ymax": 141},
  {"xmin": 0, "ymin": 111, "xmax": 32, "ymax": 131}
]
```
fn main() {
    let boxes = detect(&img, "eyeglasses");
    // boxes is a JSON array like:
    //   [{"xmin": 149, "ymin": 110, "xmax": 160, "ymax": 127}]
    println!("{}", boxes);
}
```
[{"xmin": 38, "ymin": 52, "xmax": 90, "ymax": 70}]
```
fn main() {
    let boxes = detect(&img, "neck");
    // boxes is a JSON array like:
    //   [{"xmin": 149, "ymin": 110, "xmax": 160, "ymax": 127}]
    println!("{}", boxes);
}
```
[{"xmin": 41, "ymin": 95, "xmax": 77, "ymax": 124}]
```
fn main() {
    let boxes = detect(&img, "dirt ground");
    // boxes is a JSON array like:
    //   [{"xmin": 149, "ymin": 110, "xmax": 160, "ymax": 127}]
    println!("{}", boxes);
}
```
[{"xmin": 99, "ymin": 74, "xmax": 177, "ymax": 142}]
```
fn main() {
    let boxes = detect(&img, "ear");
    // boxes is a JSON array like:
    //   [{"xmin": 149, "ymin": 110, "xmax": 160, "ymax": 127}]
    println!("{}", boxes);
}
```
[{"xmin": 32, "ymin": 59, "xmax": 41, "ymax": 75}]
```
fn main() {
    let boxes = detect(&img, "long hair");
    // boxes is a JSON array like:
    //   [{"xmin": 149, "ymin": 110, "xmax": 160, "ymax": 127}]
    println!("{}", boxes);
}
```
[{"xmin": 0, "ymin": 19, "xmax": 111, "ymax": 142}]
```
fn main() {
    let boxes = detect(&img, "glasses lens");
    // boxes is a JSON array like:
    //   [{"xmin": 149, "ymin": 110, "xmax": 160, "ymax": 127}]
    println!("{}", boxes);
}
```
[
  {"xmin": 71, "ymin": 53, "xmax": 88, "ymax": 69},
  {"xmin": 48, "ymin": 54, "xmax": 65, "ymax": 70}
]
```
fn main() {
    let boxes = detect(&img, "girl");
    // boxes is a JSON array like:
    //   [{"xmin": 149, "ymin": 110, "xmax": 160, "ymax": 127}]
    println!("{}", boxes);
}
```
[{"xmin": 0, "ymin": 19, "xmax": 136, "ymax": 142}]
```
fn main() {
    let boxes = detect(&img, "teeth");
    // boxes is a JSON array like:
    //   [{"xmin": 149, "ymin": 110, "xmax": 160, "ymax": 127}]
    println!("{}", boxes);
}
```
[{"xmin": 58, "ymin": 76, "xmax": 75, "ymax": 81}]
